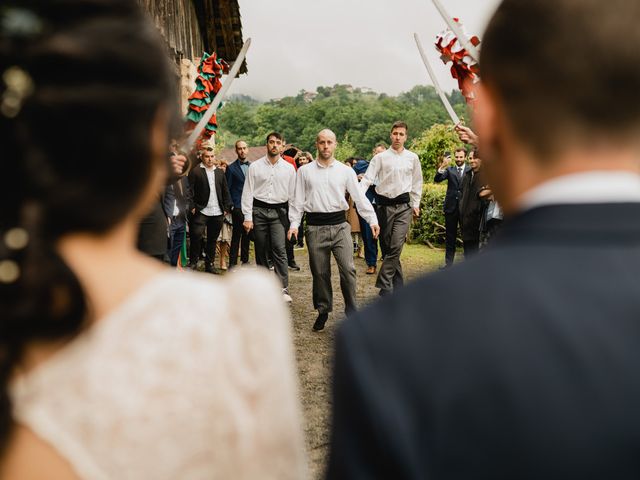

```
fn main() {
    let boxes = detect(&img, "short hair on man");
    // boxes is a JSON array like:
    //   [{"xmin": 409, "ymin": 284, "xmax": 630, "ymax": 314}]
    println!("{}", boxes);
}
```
[
  {"xmin": 235, "ymin": 140, "xmax": 247, "ymax": 148},
  {"xmin": 391, "ymin": 121, "xmax": 408, "ymax": 132},
  {"xmin": 481, "ymin": 0, "xmax": 640, "ymax": 159},
  {"xmin": 265, "ymin": 131, "xmax": 284, "ymax": 144},
  {"xmin": 455, "ymin": 147, "xmax": 467, "ymax": 155},
  {"xmin": 375, "ymin": 142, "xmax": 388, "ymax": 150}
]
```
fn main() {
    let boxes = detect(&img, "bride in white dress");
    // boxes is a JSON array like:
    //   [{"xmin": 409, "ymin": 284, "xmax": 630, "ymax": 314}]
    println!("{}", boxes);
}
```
[{"xmin": 0, "ymin": 1, "xmax": 306, "ymax": 479}]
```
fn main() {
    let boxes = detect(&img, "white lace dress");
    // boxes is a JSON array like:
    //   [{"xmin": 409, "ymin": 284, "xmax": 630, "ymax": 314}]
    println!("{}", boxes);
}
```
[{"xmin": 9, "ymin": 270, "xmax": 307, "ymax": 480}]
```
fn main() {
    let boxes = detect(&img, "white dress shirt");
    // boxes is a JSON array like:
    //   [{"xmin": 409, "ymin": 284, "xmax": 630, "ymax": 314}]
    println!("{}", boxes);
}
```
[
  {"xmin": 360, "ymin": 147, "xmax": 423, "ymax": 209},
  {"xmin": 518, "ymin": 171, "xmax": 640, "ymax": 212},
  {"xmin": 200, "ymin": 164, "xmax": 222, "ymax": 216},
  {"xmin": 241, "ymin": 156, "xmax": 296, "ymax": 221},
  {"xmin": 289, "ymin": 159, "xmax": 378, "ymax": 229}
]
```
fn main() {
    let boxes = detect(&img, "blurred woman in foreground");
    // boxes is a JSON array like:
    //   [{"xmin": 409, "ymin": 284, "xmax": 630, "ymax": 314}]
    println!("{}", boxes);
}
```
[{"xmin": 0, "ymin": 1, "xmax": 306, "ymax": 479}]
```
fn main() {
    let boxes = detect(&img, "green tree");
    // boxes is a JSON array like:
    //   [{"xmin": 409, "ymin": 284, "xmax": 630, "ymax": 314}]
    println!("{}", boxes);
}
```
[
  {"xmin": 335, "ymin": 134, "xmax": 357, "ymax": 161},
  {"xmin": 410, "ymin": 123, "xmax": 463, "ymax": 180}
]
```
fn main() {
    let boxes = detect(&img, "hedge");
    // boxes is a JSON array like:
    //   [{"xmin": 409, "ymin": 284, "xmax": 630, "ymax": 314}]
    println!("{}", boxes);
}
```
[{"xmin": 409, "ymin": 183, "xmax": 451, "ymax": 247}]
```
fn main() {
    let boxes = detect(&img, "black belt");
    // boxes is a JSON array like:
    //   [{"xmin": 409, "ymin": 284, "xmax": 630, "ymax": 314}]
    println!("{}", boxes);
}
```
[
  {"xmin": 376, "ymin": 192, "xmax": 410, "ymax": 206},
  {"xmin": 306, "ymin": 211, "xmax": 347, "ymax": 226},
  {"xmin": 253, "ymin": 199, "xmax": 288, "ymax": 209}
]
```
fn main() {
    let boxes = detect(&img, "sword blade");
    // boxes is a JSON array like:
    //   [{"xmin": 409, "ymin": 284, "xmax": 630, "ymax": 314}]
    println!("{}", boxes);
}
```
[{"xmin": 413, "ymin": 33, "xmax": 460, "ymax": 125}]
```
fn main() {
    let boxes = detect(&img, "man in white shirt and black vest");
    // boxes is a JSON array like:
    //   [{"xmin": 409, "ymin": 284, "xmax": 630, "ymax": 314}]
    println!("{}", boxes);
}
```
[
  {"xmin": 288, "ymin": 129, "xmax": 380, "ymax": 331},
  {"xmin": 360, "ymin": 121, "xmax": 423, "ymax": 297},
  {"xmin": 241, "ymin": 132, "xmax": 296, "ymax": 302}
]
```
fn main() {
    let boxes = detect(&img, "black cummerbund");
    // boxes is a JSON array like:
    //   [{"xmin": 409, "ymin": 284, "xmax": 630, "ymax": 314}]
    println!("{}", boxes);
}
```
[
  {"xmin": 376, "ymin": 192, "xmax": 410, "ymax": 206},
  {"xmin": 306, "ymin": 211, "xmax": 347, "ymax": 226},
  {"xmin": 253, "ymin": 199, "xmax": 288, "ymax": 209}
]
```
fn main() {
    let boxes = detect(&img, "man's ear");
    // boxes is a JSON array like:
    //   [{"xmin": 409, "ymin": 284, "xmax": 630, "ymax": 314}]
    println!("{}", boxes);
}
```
[{"xmin": 474, "ymin": 83, "xmax": 497, "ymax": 152}]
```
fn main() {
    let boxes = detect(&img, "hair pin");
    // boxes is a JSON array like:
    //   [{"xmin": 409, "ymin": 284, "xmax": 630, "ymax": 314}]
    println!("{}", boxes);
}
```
[{"xmin": 1, "ymin": 66, "xmax": 34, "ymax": 118}]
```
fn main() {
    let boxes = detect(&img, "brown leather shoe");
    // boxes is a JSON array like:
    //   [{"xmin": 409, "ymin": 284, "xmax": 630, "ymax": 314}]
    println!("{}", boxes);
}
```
[{"xmin": 366, "ymin": 265, "xmax": 376, "ymax": 275}]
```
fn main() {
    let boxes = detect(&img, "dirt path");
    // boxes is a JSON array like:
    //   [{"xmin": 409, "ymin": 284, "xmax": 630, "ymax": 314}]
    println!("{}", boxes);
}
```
[{"xmin": 287, "ymin": 245, "xmax": 441, "ymax": 478}]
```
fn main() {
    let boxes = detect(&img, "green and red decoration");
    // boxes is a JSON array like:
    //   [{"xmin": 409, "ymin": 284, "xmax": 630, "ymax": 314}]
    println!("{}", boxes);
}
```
[{"xmin": 185, "ymin": 52, "xmax": 229, "ymax": 142}]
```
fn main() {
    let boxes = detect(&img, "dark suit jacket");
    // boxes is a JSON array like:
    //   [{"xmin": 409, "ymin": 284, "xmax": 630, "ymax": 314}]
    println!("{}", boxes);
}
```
[
  {"xmin": 458, "ymin": 169, "xmax": 486, "ymax": 241},
  {"xmin": 327, "ymin": 202, "xmax": 640, "ymax": 480},
  {"xmin": 434, "ymin": 165, "xmax": 470, "ymax": 214},
  {"xmin": 226, "ymin": 159, "xmax": 248, "ymax": 209},
  {"xmin": 187, "ymin": 165, "xmax": 232, "ymax": 214},
  {"xmin": 162, "ymin": 176, "xmax": 191, "ymax": 227}
]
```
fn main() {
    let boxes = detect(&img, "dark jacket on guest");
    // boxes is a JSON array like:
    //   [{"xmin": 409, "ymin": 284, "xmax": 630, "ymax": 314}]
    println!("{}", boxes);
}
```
[
  {"xmin": 188, "ymin": 165, "xmax": 232, "ymax": 214},
  {"xmin": 226, "ymin": 159, "xmax": 249, "ymax": 209},
  {"xmin": 162, "ymin": 176, "xmax": 191, "ymax": 227},
  {"xmin": 434, "ymin": 164, "xmax": 470, "ymax": 214},
  {"xmin": 328, "ymin": 202, "xmax": 640, "ymax": 480},
  {"xmin": 459, "ymin": 168, "xmax": 486, "ymax": 242}
]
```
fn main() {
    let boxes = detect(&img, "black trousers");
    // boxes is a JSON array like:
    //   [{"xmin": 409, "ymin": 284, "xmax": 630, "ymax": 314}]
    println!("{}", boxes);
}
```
[
  {"xmin": 444, "ymin": 210, "xmax": 461, "ymax": 266},
  {"xmin": 253, "ymin": 206, "xmax": 288, "ymax": 288},
  {"xmin": 229, "ymin": 208, "xmax": 250, "ymax": 266},
  {"xmin": 189, "ymin": 212, "xmax": 223, "ymax": 269}
]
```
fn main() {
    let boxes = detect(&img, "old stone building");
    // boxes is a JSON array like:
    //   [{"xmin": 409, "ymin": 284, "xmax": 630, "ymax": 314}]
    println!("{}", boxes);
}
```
[{"xmin": 137, "ymin": 0, "xmax": 246, "ymax": 113}]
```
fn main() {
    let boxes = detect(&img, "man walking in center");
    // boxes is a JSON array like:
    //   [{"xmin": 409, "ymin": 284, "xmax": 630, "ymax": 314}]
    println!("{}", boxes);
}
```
[
  {"xmin": 226, "ymin": 139, "xmax": 251, "ymax": 268},
  {"xmin": 435, "ymin": 147, "xmax": 469, "ymax": 267},
  {"xmin": 242, "ymin": 132, "xmax": 296, "ymax": 302},
  {"xmin": 289, "ymin": 129, "xmax": 379, "ymax": 331},
  {"xmin": 360, "ymin": 121, "xmax": 423, "ymax": 297}
]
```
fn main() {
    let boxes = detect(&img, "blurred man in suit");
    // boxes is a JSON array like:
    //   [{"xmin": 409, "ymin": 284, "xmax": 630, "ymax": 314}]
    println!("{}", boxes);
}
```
[
  {"xmin": 434, "ymin": 148, "xmax": 469, "ymax": 266},
  {"xmin": 327, "ymin": 0, "xmax": 640, "ymax": 478}
]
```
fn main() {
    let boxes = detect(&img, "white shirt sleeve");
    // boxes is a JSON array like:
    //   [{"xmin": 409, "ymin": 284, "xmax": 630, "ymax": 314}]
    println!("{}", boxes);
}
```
[
  {"xmin": 241, "ymin": 164, "xmax": 254, "ymax": 222},
  {"xmin": 289, "ymin": 169, "xmax": 305, "ymax": 230},
  {"xmin": 359, "ymin": 155, "xmax": 379, "ymax": 194},
  {"xmin": 410, "ymin": 154, "xmax": 424, "ymax": 209},
  {"xmin": 346, "ymin": 169, "xmax": 378, "ymax": 227}
]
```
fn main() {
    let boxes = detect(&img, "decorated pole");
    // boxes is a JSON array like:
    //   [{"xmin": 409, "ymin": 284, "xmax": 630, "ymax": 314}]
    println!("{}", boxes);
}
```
[
  {"xmin": 430, "ymin": 0, "xmax": 480, "ymax": 63},
  {"xmin": 183, "ymin": 37, "xmax": 252, "ymax": 152},
  {"xmin": 414, "ymin": 33, "xmax": 460, "ymax": 125}
]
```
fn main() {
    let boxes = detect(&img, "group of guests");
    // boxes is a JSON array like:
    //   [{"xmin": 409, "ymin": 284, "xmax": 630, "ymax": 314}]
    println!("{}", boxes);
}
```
[
  {"xmin": 159, "ymin": 125, "xmax": 423, "ymax": 332},
  {"xmin": 435, "ymin": 145, "xmax": 503, "ymax": 266}
]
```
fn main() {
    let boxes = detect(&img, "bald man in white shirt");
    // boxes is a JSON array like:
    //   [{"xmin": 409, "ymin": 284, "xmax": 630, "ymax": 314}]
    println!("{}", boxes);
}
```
[
  {"xmin": 360, "ymin": 121, "xmax": 423, "ymax": 297},
  {"xmin": 289, "ymin": 129, "xmax": 380, "ymax": 331}
]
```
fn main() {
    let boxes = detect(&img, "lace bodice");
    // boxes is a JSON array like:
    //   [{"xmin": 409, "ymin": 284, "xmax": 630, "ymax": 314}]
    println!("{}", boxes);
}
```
[{"xmin": 10, "ymin": 270, "xmax": 307, "ymax": 480}]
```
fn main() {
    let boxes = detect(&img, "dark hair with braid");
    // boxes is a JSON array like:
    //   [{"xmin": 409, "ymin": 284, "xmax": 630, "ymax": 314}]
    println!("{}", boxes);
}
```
[{"xmin": 0, "ymin": 0, "xmax": 177, "ymax": 451}]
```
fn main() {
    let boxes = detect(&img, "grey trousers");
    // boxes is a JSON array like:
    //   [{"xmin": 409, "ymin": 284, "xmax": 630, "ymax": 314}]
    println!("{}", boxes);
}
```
[
  {"xmin": 306, "ymin": 222, "xmax": 357, "ymax": 314},
  {"xmin": 376, "ymin": 203, "xmax": 413, "ymax": 293},
  {"xmin": 253, "ymin": 206, "xmax": 288, "ymax": 289}
]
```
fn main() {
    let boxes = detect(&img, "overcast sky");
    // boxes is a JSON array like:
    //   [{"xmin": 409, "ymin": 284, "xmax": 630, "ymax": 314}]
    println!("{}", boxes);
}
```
[{"xmin": 230, "ymin": 0, "xmax": 502, "ymax": 101}]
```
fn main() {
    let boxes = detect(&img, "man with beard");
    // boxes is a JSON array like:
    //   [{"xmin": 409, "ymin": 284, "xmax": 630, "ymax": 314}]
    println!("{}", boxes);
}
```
[
  {"xmin": 242, "ymin": 132, "xmax": 296, "ymax": 302},
  {"xmin": 435, "ymin": 147, "xmax": 470, "ymax": 267},
  {"xmin": 226, "ymin": 140, "xmax": 251, "ymax": 268},
  {"xmin": 288, "ymin": 129, "xmax": 379, "ymax": 331}
]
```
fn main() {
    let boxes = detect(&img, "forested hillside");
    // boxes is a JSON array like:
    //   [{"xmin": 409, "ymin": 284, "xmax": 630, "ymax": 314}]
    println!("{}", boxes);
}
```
[{"xmin": 217, "ymin": 84, "xmax": 468, "ymax": 158}]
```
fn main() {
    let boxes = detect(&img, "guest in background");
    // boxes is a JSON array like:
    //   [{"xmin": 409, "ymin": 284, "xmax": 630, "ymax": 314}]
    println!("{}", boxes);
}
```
[
  {"xmin": 163, "ymin": 152, "xmax": 191, "ymax": 266},
  {"xmin": 187, "ymin": 147, "xmax": 232, "ymax": 273},
  {"xmin": 215, "ymin": 159, "xmax": 232, "ymax": 271},
  {"xmin": 226, "ymin": 140, "xmax": 251, "ymax": 268},
  {"xmin": 434, "ymin": 148, "xmax": 469, "ymax": 267},
  {"xmin": 354, "ymin": 144, "xmax": 386, "ymax": 274},
  {"xmin": 458, "ymin": 148, "xmax": 485, "ymax": 257}
]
